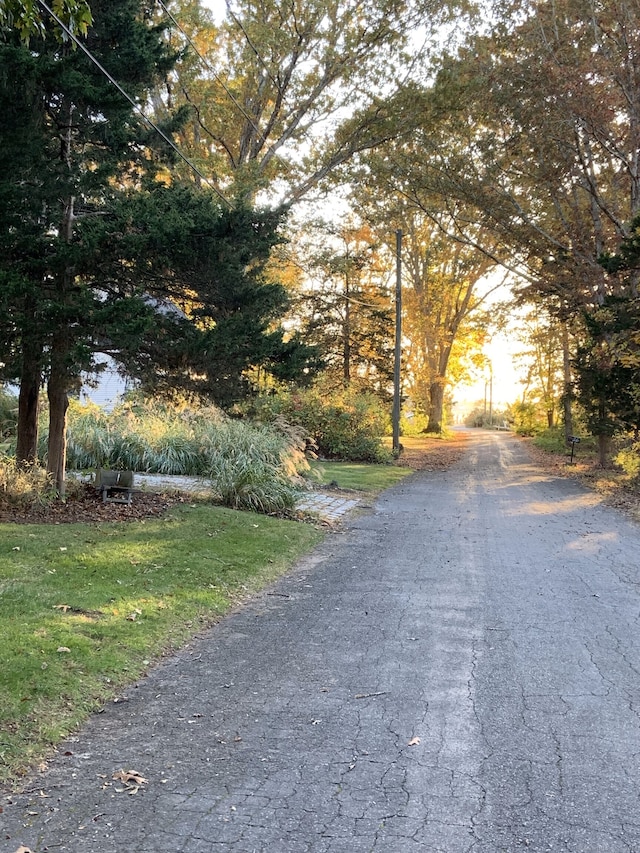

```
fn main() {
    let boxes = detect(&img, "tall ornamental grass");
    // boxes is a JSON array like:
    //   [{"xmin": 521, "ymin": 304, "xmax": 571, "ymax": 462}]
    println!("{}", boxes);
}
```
[
  {"xmin": 41, "ymin": 397, "xmax": 310, "ymax": 514},
  {"xmin": 0, "ymin": 456, "xmax": 54, "ymax": 508}
]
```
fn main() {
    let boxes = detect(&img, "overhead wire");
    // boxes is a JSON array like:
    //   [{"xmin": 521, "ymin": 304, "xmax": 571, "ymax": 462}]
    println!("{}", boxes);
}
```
[{"xmin": 35, "ymin": 0, "xmax": 232, "ymax": 207}]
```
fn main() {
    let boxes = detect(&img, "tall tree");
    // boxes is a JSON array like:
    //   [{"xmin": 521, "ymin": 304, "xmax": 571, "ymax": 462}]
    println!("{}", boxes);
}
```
[
  {"xmin": 398, "ymin": 218, "xmax": 495, "ymax": 433},
  {"xmin": 358, "ymin": 0, "xmax": 640, "ymax": 450},
  {"xmin": 102, "ymin": 186, "xmax": 319, "ymax": 405},
  {"xmin": 512, "ymin": 307, "xmax": 566, "ymax": 429},
  {"xmin": 350, "ymin": 175, "xmax": 499, "ymax": 432},
  {"xmin": 153, "ymin": 0, "xmax": 462, "ymax": 202},
  {"xmin": 0, "ymin": 0, "xmax": 181, "ymax": 491}
]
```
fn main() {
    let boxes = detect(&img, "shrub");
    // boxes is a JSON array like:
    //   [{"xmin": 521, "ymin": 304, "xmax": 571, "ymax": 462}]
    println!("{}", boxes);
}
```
[
  {"xmin": 509, "ymin": 401, "xmax": 544, "ymax": 436},
  {"xmin": 0, "ymin": 389, "xmax": 18, "ymax": 446},
  {"xmin": 615, "ymin": 443, "xmax": 640, "ymax": 481},
  {"xmin": 464, "ymin": 405, "xmax": 512, "ymax": 431},
  {"xmin": 250, "ymin": 388, "xmax": 391, "ymax": 463}
]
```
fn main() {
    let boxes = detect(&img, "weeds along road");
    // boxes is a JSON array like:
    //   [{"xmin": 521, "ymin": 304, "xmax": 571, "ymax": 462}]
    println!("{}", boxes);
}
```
[{"xmin": 4, "ymin": 430, "xmax": 640, "ymax": 853}]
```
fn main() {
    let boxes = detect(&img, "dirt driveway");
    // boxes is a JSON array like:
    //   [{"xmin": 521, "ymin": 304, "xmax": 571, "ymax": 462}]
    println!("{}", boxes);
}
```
[{"xmin": 4, "ymin": 430, "xmax": 640, "ymax": 852}]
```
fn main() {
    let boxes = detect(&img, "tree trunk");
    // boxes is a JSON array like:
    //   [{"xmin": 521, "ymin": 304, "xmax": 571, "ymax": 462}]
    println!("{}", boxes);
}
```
[
  {"xmin": 46, "ymin": 189, "xmax": 75, "ymax": 497},
  {"xmin": 426, "ymin": 380, "xmax": 445, "ymax": 433},
  {"xmin": 598, "ymin": 433, "xmax": 611, "ymax": 468},
  {"xmin": 16, "ymin": 340, "xmax": 43, "ymax": 465},
  {"xmin": 561, "ymin": 319, "xmax": 574, "ymax": 441},
  {"xmin": 45, "ymin": 154, "xmax": 76, "ymax": 496},
  {"xmin": 47, "ymin": 330, "xmax": 70, "ymax": 496}
]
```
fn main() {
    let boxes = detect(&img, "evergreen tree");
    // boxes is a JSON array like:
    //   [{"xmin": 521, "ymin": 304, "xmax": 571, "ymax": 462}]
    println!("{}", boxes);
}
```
[
  {"xmin": 0, "ymin": 0, "xmax": 184, "ymax": 491},
  {"xmin": 101, "ymin": 186, "xmax": 319, "ymax": 405}
]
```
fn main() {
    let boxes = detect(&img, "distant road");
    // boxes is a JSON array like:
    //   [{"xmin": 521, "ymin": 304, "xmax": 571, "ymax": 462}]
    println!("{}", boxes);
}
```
[{"xmin": 5, "ymin": 430, "xmax": 640, "ymax": 853}]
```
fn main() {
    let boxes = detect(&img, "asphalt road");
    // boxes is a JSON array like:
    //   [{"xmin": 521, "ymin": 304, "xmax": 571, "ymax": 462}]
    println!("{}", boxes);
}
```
[{"xmin": 4, "ymin": 430, "xmax": 640, "ymax": 853}]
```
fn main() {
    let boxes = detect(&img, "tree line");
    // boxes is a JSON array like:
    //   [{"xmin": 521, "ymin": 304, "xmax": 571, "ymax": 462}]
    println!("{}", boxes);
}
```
[{"xmin": 4, "ymin": 0, "xmax": 640, "ymax": 491}]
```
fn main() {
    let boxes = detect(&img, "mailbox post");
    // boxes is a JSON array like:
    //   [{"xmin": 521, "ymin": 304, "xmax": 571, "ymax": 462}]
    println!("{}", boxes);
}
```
[{"xmin": 568, "ymin": 435, "xmax": 581, "ymax": 464}]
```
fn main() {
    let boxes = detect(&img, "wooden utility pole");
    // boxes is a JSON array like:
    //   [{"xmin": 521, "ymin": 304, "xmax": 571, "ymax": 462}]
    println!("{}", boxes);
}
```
[{"xmin": 392, "ymin": 229, "xmax": 402, "ymax": 454}]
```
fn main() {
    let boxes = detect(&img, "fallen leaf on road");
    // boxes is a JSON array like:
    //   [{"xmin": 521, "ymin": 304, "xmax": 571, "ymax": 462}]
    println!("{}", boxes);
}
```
[
  {"xmin": 407, "ymin": 736, "xmax": 421, "ymax": 746},
  {"xmin": 112, "ymin": 769, "xmax": 147, "ymax": 786}
]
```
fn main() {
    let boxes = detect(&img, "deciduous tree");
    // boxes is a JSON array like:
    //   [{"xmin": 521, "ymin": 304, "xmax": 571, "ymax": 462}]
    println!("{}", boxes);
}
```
[
  {"xmin": 154, "ymin": 0, "xmax": 460, "ymax": 202},
  {"xmin": 0, "ymin": 0, "xmax": 92, "ymax": 42}
]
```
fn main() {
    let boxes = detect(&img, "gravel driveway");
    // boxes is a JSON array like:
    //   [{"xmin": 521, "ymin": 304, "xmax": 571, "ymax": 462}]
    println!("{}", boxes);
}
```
[{"xmin": 4, "ymin": 430, "xmax": 640, "ymax": 852}]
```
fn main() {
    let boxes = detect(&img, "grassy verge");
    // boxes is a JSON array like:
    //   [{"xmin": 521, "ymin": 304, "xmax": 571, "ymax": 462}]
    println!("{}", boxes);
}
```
[
  {"xmin": 309, "ymin": 460, "xmax": 413, "ymax": 492},
  {"xmin": 0, "ymin": 504, "xmax": 322, "ymax": 786}
]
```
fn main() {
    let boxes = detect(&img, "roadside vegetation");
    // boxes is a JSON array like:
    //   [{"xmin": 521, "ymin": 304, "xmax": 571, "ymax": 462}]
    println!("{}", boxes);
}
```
[
  {"xmin": 510, "ymin": 424, "xmax": 640, "ymax": 520},
  {"xmin": 1, "ymin": 391, "xmax": 401, "ymax": 514}
]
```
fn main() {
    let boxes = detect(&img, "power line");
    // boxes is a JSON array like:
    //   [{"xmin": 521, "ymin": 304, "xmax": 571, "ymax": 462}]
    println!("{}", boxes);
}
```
[{"xmin": 35, "ymin": 0, "xmax": 231, "ymax": 207}]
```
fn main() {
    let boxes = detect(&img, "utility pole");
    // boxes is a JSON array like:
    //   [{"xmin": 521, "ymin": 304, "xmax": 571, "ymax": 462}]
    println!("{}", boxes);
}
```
[
  {"xmin": 392, "ymin": 229, "xmax": 402, "ymax": 454},
  {"xmin": 489, "ymin": 361, "xmax": 493, "ymax": 427}
]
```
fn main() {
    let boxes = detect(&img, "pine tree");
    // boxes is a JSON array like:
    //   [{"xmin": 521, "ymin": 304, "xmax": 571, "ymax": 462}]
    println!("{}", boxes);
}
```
[{"xmin": 0, "ymin": 0, "xmax": 182, "ymax": 490}]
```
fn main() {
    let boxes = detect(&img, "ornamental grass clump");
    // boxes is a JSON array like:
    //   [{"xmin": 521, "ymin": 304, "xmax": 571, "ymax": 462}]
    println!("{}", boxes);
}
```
[
  {"xmin": 0, "ymin": 456, "xmax": 54, "ymax": 508},
  {"xmin": 203, "ymin": 419, "xmax": 309, "ymax": 513},
  {"xmin": 64, "ymin": 401, "xmax": 112, "ymax": 469},
  {"xmin": 58, "ymin": 396, "xmax": 310, "ymax": 513}
]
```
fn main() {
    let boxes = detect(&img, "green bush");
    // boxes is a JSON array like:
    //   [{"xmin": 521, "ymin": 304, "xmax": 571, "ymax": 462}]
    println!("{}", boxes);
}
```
[
  {"xmin": 509, "ymin": 401, "xmax": 544, "ymax": 436},
  {"xmin": 464, "ymin": 405, "xmax": 511, "ymax": 431},
  {"xmin": 0, "ymin": 389, "xmax": 18, "ymax": 445},
  {"xmin": 531, "ymin": 427, "xmax": 567, "ymax": 451},
  {"xmin": 400, "ymin": 410, "xmax": 430, "ymax": 435},
  {"xmin": 615, "ymin": 443, "xmax": 640, "ymax": 481},
  {"xmin": 250, "ymin": 388, "xmax": 391, "ymax": 463}
]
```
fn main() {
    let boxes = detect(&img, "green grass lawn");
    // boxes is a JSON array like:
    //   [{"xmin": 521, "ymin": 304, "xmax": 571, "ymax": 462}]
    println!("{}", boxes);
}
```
[
  {"xmin": 309, "ymin": 460, "xmax": 413, "ymax": 492},
  {"xmin": 0, "ymin": 504, "xmax": 322, "ymax": 785}
]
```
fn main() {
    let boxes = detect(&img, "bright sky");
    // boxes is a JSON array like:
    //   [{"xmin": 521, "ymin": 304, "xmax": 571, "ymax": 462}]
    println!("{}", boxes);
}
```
[
  {"xmin": 457, "ymin": 331, "xmax": 524, "ymax": 408},
  {"xmin": 201, "ymin": 0, "xmax": 225, "ymax": 20}
]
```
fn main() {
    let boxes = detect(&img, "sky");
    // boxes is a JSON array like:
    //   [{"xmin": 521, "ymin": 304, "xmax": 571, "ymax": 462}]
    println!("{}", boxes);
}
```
[
  {"xmin": 200, "ymin": 0, "xmax": 225, "ymax": 20},
  {"xmin": 456, "ymin": 331, "xmax": 523, "ymax": 409}
]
